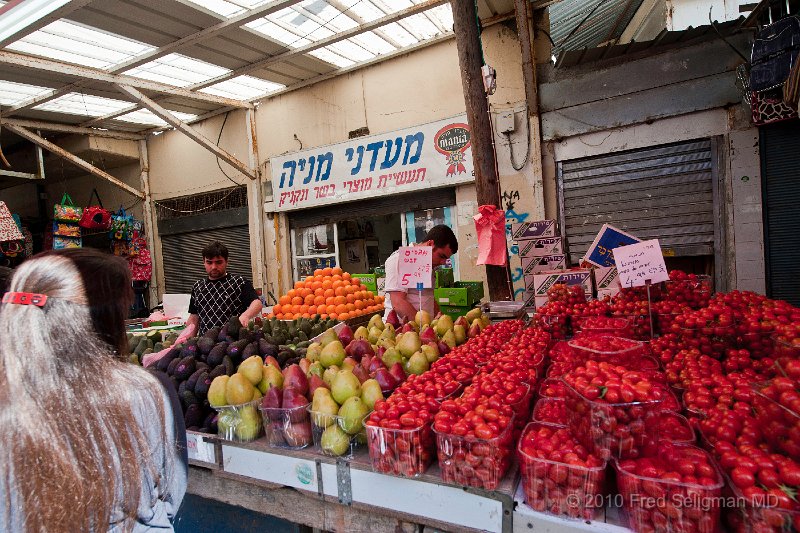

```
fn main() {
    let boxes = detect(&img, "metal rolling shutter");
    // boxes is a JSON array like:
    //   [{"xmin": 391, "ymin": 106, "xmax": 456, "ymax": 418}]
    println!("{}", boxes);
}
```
[
  {"xmin": 288, "ymin": 189, "xmax": 456, "ymax": 229},
  {"xmin": 762, "ymin": 121, "xmax": 800, "ymax": 306},
  {"xmin": 158, "ymin": 207, "xmax": 252, "ymax": 294},
  {"xmin": 558, "ymin": 139, "xmax": 716, "ymax": 265}
]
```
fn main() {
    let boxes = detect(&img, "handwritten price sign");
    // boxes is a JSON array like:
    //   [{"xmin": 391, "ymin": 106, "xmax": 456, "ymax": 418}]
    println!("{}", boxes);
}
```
[
  {"xmin": 397, "ymin": 246, "xmax": 432, "ymax": 289},
  {"xmin": 612, "ymin": 239, "xmax": 670, "ymax": 288}
]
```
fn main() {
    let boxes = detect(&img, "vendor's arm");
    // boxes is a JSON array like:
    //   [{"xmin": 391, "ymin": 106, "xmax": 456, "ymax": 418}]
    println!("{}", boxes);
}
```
[
  {"xmin": 185, "ymin": 313, "xmax": 199, "ymax": 331},
  {"xmin": 239, "ymin": 298, "xmax": 262, "ymax": 327},
  {"xmin": 387, "ymin": 291, "xmax": 418, "ymax": 322},
  {"xmin": 186, "ymin": 287, "xmax": 200, "ymax": 331}
]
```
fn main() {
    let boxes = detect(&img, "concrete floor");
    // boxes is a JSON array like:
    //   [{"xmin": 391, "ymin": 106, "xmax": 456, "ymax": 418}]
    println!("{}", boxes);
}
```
[{"xmin": 174, "ymin": 494, "xmax": 302, "ymax": 533}]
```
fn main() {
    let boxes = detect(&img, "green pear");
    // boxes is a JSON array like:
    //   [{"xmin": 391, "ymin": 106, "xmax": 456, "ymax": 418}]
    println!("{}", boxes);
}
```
[
  {"xmin": 338, "ymin": 396, "xmax": 370, "ymax": 435},
  {"xmin": 238, "ymin": 355, "xmax": 263, "ymax": 386},
  {"xmin": 318, "ymin": 328, "xmax": 339, "ymax": 347},
  {"xmin": 225, "ymin": 373, "xmax": 254, "ymax": 405},
  {"xmin": 305, "ymin": 342, "xmax": 322, "ymax": 362},
  {"xmin": 311, "ymin": 388, "xmax": 339, "ymax": 428},
  {"xmin": 320, "ymin": 424, "xmax": 351, "ymax": 456},
  {"xmin": 421, "ymin": 343, "xmax": 440, "ymax": 364},
  {"xmin": 368, "ymin": 327, "xmax": 382, "ymax": 345},
  {"xmin": 382, "ymin": 347, "xmax": 403, "ymax": 368},
  {"xmin": 368, "ymin": 314, "xmax": 385, "ymax": 331},
  {"xmin": 415, "ymin": 310, "xmax": 431, "ymax": 327},
  {"xmin": 441, "ymin": 329, "xmax": 457, "ymax": 348},
  {"xmin": 331, "ymin": 370, "xmax": 362, "ymax": 405},
  {"xmin": 471, "ymin": 318, "xmax": 484, "ymax": 332},
  {"xmin": 354, "ymin": 326, "xmax": 369, "ymax": 340},
  {"xmin": 360, "ymin": 379, "xmax": 383, "ymax": 410},
  {"xmin": 377, "ymin": 337, "xmax": 395, "ymax": 349},
  {"xmin": 251, "ymin": 387, "xmax": 262, "ymax": 402},
  {"xmin": 208, "ymin": 375, "xmax": 229, "ymax": 407},
  {"xmin": 435, "ymin": 314, "xmax": 454, "ymax": 336},
  {"xmin": 320, "ymin": 340, "xmax": 346, "ymax": 368},
  {"xmin": 308, "ymin": 361, "xmax": 324, "ymax": 378},
  {"xmin": 453, "ymin": 325, "xmax": 467, "ymax": 345},
  {"xmin": 465, "ymin": 307, "xmax": 483, "ymax": 323},
  {"xmin": 258, "ymin": 364, "xmax": 284, "ymax": 394},
  {"xmin": 406, "ymin": 351, "xmax": 430, "ymax": 375},
  {"xmin": 341, "ymin": 357, "xmax": 356, "ymax": 371},
  {"xmin": 397, "ymin": 331, "xmax": 422, "ymax": 358},
  {"xmin": 322, "ymin": 365, "xmax": 340, "ymax": 387},
  {"xmin": 234, "ymin": 404, "xmax": 262, "ymax": 441},
  {"xmin": 379, "ymin": 325, "xmax": 395, "ymax": 341}
]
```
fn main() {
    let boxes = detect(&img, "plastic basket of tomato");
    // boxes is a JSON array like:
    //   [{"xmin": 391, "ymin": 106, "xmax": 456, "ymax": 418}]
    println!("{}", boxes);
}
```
[
  {"xmin": 433, "ymin": 415, "xmax": 515, "ymax": 490},
  {"xmin": 615, "ymin": 443, "xmax": 724, "ymax": 533},
  {"xmin": 752, "ymin": 379, "xmax": 800, "ymax": 461},
  {"xmin": 567, "ymin": 335, "xmax": 648, "ymax": 367},
  {"xmin": 641, "ymin": 410, "xmax": 695, "ymax": 454},
  {"xmin": 572, "ymin": 316, "xmax": 631, "ymax": 338},
  {"xmin": 365, "ymin": 417, "xmax": 436, "ymax": 477},
  {"xmin": 538, "ymin": 378, "xmax": 568, "ymax": 400},
  {"xmin": 518, "ymin": 422, "xmax": 607, "ymax": 521},
  {"xmin": 533, "ymin": 313, "xmax": 570, "ymax": 340},
  {"xmin": 532, "ymin": 397, "xmax": 569, "ymax": 426},
  {"xmin": 665, "ymin": 273, "xmax": 712, "ymax": 309}
]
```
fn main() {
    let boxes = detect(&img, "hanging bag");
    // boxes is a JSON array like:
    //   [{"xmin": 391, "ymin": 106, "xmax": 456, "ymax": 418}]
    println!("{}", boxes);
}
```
[
  {"xmin": 750, "ymin": 15, "xmax": 800, "ymax": 93},
  {"xmin": 128, "ymin": 238, "xmax": 152, "ymax": 281},
  {"xmin": 79, "ymin": 188, "xmax": 112, "ymax": 230},
  {"xmin": 109, "ymin": 207, "xmax": 133, "ymax": 241},
  {"xmin": 53, "ymin": 193, "xmax": 82, "ymax": 223},
  {"xmin": 0, "ymin": 201, "xmax": 23, "ymax": 243}
]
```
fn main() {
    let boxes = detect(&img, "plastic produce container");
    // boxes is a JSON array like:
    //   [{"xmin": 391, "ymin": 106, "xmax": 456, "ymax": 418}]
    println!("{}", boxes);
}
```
[
  {"xmin": 538, "ymin": 378, "xmax": 567, "ymax": 400},
  {"xmin": 665, "ymin": 274, "xmax": 712, "ymax": 309},
  {"xmin": 532, "ymin": 397, "xmax": 568, "ymax": 426},
  {"xmin": 676, "ymin": 325, "xmax": 735, "ymax": 359},
  {"xmin": 752, "ymin": 381, "xmax": 800, "ymax": 461},
  {"xmin": 613, "ymin": 313, "xmax": 653, "ymax": 340},
  {"xmin": 260, "ymin": 403, "xmax": 312, "ymax": 449},
  {"xmin": 309, "ymin": 407, "xmax": 367, "ymax": 458},
  {"xmin": 642, "ymin": 411, "xmax": 695, "ymax": 454},
  {"xmin": 518, "ymin": 422, "xmax": 607, "ymax": 521},
  {"xmin": 365, "ymin": 420, "xmax": 435, "ymax": 477},
  {"xmin": 434, "ymin": 415, "xmax": 516, "ymax": 490},
  {"xmin": 214, "ymin": 399, "xmax": 264, "ymax": 443},
  {"xmin": 564, "ymin": 381, "xmax": 665, "ymax": 460},
  {"xmin": 774, "ymin": 335, "xmax": 800, "ymax": 369},
  {"xmin": 533, "ymin": 313, "xmax": 569, "ymax": 340},
  {"xmin": 615, "ymin": 444, "xmax": 724, "ymax": 533},
  {"xmin": 567, "ymin": 335, "xmax": 648, "ymax": 366},
  {"xmin": 737, "ymin": 329, "xmax": 775, "ymax": 359},
  {"xmin": 572, "ymin": 316, "xmax": 631, "ymax": 338},
  {"xmin": 654, "ymin": 312, "xmax": 681, "ymax": 336}
]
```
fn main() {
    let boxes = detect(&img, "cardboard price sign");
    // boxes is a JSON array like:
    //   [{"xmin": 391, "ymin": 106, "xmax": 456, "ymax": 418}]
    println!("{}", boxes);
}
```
[
  {"xmin": 612, "ymin": 239, "xmax": 670, "ymax": 288},
  {"xmin": 584, "ymin": 224, "xmax": 641, "ymax": 267},
  {"xmin": 398, "ymin": 246, "xmax": 432, "ymax": 289}
]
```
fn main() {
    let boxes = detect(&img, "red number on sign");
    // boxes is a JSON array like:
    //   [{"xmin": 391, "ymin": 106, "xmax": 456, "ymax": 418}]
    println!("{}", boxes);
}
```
[{"xmin": 401, "ymin": 273, "xmax": 411, "ymax": 286}]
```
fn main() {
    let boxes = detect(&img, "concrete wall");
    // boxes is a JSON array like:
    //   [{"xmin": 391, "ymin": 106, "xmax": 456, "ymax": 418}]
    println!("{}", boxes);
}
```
[{"xmin": 1, "ymin": 183, "xmax": 39, "ymax": 218}]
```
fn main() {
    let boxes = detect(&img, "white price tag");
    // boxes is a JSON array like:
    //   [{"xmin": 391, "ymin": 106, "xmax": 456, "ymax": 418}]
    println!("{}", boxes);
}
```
[
  {"xmin": 186, "ymin": 432, "xmax": 214, "ymax": 463},
  {"xmin": 612, "ymin": 239, "xmax": 670, "ymax": 288},
  {"xmin": 397, "ymin": 246, "xmax": 433, "ymax": 289}
]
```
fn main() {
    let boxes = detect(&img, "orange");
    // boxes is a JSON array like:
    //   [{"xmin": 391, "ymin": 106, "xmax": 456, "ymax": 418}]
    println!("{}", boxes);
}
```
[
  {"xmin": 332, "ymin": 275, "xmax": 342, "ymax": 282},
  {"xmin": 311, "ymin": 281, "xmax": 323, "ymax": 292},
  {"xmin": 300, "ymin": 304, "xmax": 309, "ymax": 313},
  {"xmin": 334, "ymin": 295, "xmax": 347, "ymax": 305},
  {"xmin": 324, "ymin": 288, "xmax": 335, "ymax": 298},
  {"xmin": 359, "ymin": 284, "xmax": 367, "ymax": 291},
  {"xmin": 322, "ymin": 280, "xmax": 333, "ymax": 290},
  {"xmin": 294, "ymin": 281, "xmax": 303, "ymax": 290},
  {"xmin": 328, "ymin": 312, "xmax": 337, "ymax": 320},
  {"xmin": 314, "ymin": 295, "xmax": 325, "ymax": 306},
  {"xmin": 322, "ymin": 267, "xmax": 333, "ymax": 276},
  {"xmin": 332, "ymin": 267, "xmax": 343, "ymax": 276},
  {"xmin": 290, "ymin": 296, "xmax": 302, "ymax": 306},
  {"xmin": 273, "ymin": 304, "xmax": 283, "ymax": 314},
  {"xmin": 346, "ymin": 294, "xmax": 355, "ymax": 304},
  {"xmin": 314, "ymin": 288, "xmax": 325, "ymax": 297},
  {"xmin": 287, "ymin": 289, "xmax": 297, "ymax": 299},
  {"xmin": 325, "ymin": 297, "xmax": 335, "ymax": 306},
  {"xmin": 314, "ymin": 269, "xmax": 323, "ymax": 276},
  {"xmin": 346, "ymin": 303, "xmax": 355, "ymax": 312},
  {"xmin": 304, "ymin": 294, "xmax": 315, "ymax": 305},
  {"xmin": 335, "ymin": 304, "xmax": 347, "ymax": 315},
  {"xmin": 308, "ymin": 305, "xmax": 317, "ymax": 315},
  {"xmin": 339, "ymin": 312, "xmax": 350, "ymax": 320},
  {"xmin": 334, "ymin": 286, "xmax": 345, "ymax": 297},
  {"xmin": 279, "ymin": 295, "xmax": 290, "ymax": 305},
  {"xmin": 354, "ymin": 300, "xmax": 365, "ymax": 310},
  {"xmin": 342, "ymin": 272, "xmax": 351, "ymax": 280}
]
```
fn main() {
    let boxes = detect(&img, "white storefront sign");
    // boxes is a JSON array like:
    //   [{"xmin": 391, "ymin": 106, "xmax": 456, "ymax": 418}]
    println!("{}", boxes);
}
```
[{"xmin": 270, "ymin": 115, "xmax": 474, "ymax": 211}]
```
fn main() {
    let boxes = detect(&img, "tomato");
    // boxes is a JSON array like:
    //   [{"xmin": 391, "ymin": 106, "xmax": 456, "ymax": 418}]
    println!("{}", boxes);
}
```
[{"xmin": 730, "ymin": 467, "xmax": 756, "ymax": 488}]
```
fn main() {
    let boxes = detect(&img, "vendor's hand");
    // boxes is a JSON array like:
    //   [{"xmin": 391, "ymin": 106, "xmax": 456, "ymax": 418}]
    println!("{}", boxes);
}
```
[{"xmin": 239, "ymin": 315, "xmax": 249, "ymax": 328}]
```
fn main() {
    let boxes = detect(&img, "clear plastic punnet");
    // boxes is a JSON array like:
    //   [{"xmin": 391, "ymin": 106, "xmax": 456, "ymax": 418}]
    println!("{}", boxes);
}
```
[
  {"xmin": 260, "ymin": 403, "xmax": 312, "ymax": 449},
  {"xmin": 532, "ymin": 397, "xmax": 568, "ymax": 426},
  {"xmin": 308, "ymin": 407, "xmax": 368, "ymax": 458},
  {"xmin": 567, "ymin": 335, "xmax": 648, "ymax": 366},
  {"xmin": 572, "ymin": 316, "xmax": 631, "ymax": 338},
  {"xmin": 365, "ymin": 419, "xmax": 436, "ymax": 478},
  {"xmin": 752, "ymin": 380, "xmax": 800, "ymax": 461},
  {"xmin": 213, "ymin": 399, "xmax": 264, "ymax": 443}
]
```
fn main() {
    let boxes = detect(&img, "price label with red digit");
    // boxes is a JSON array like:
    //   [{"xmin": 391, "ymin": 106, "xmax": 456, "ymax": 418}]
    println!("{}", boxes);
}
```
[{"xmin": 397, "ymin": 246, "xmax": 432, "ymax": 289}]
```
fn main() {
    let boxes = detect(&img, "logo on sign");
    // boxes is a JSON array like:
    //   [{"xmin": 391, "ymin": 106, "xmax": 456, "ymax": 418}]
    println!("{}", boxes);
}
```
[
  {"xmin": 434, "ymin": 123, "xmax": 471, "ymax": 177},
  {"xmin": 295, "ymin": 463, "xmax": 314, "ymax": 485}
]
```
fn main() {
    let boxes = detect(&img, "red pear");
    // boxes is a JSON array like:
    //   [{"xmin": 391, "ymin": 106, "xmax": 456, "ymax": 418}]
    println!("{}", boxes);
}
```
[
  {"xmin": 389, "ymin": 362, "xmax": 407, "ymax": 385},
  {"xmin": 283, "ymin": 420, "xmax": 312, "ymax": 448},
  {"xmin": 338, "ymin": 324, "xmax": 354, "ymax": 347},
  {"xmin": 376, "ymin": 345, "xmax": 387, "ymax": 358},
  {"xmin": 468, "ymin": 324, "xmax": 481, "ymax": 338},
  {"xmin": 282, "ymin": 387, "xmax": 310, "ymax": 422},
  {"xmin": 454, "ymin": 316, "xmax": 469, "ymax": 328},
  {"xmin": 400, "ymin": 323, "xmax": 415, "ymax": 334},
  {"xmin": 374, "ymin": 367, "xmax": 398, "ymax": 393},
  {"xmin": 352, "ymin": 365, "xmax": 369, "ymax": 384},
  {"xmin": 368, "ymin": 356, "xmax": 385, "ymax": 374},
  {"xmin": 262, "ymin": 386, "xmax": 282, "ymax": 409},
  {"xmin": 437, "ymin": 341, "xmax": 451, "ymax": 356},
  {"xmin": 345, "ymin": 339, "xmax": 374, "ymax": 362},
  {"xmin": 360, "ymin": 354, "xmax": 372, "ymax": 371},
  {"xmin": 385, "ymin": 310, "xmax": 401, "ymax": 329},
  {"xmin": 419, "ymin": 325, "xmax": 438, "ymax": 344},
  {"xmin": 308, "ymin": 375, "xmax": 329, "ymax": 397},
  {"xmin": 282, "ymin": 364, "xmax": 309, "ymax": 396},
  {"xmin": 265, "ymin": 356, "xmax": 281, "ymax": 370}
]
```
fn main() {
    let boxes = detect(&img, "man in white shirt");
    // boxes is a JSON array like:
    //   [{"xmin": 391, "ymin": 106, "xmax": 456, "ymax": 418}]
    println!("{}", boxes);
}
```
[{"xmin": 383, "ymin": 225, "xmax": 458, "ymax": 321}]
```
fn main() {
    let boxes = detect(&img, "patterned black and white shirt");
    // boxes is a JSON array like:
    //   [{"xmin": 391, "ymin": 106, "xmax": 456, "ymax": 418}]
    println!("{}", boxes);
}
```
[{"xmin": 188, "ymin": 274, "xmax": 259, "ymax": 335}]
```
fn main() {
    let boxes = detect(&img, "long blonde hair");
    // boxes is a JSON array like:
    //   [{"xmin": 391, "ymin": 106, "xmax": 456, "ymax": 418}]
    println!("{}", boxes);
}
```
[{"xmin": 0, "ymin": 253, "xmax": 171, "ymax": 532}]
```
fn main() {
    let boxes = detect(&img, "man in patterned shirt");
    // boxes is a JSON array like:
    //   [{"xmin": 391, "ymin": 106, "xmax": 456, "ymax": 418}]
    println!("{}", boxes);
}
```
[{"xmin": 186, "ymin": 241, "xmax": 262, "ymax": 335}]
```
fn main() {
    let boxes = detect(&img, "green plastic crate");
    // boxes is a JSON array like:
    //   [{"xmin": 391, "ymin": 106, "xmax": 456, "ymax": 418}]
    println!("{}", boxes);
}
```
[
  {"xmin": 435, "ymin": 268, "xmax": 455, "ymax": 288},
  {"xmin": 439, "ymin": 304, "xmax": 476, "ymax": 322},
  {"xmin": 434, "ymin": 281, "xmax": 485, "ymax": 306}
]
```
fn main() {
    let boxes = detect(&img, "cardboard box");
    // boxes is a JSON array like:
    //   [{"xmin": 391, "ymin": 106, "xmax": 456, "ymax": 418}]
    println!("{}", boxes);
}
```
[
  {"xmin": 518, "ymin": 237, "xmax": 563, "ymax": 258},
  {"xmin": 376, "ymin": 277, "xmax": 386, "ymax": 297},
  {"xmin": 521, "ymin": 254, "xmax": 566, "ymax": 276},
  {"xmin": 511, "ymin": 220, "xmax": 557, "ymax": 240},
  {"xmin": 527, "ymin": 269, "xmax": 593, "ymax": 297},
  {"xmin": 521, "ymin": 291, "xmax": 550, "ymax": 309},
  {"xmin": 597, "ymin": 288, "xmax": 622, "ymax": 300},
  {"xmin": 593, "ymin": 266, "xmax": 622, "ymax": 291},
  {"xmin": 582, "ymin": 224, "xmax": 641, "ymax": 267}
]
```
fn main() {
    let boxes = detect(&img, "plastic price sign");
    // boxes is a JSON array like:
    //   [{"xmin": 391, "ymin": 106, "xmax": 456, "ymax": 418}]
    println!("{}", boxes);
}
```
[
  {"xmin": 612, "ymin": 239, "xmax": 670, "ymax": 288},
  {"xmin": 397, "ymin": 246, "xmax": 433, "ymax": 289}
]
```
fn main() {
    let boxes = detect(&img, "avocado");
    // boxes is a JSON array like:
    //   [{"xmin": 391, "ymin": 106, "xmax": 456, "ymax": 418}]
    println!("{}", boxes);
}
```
[
  {"xmin": 153, "ymin": 342, "xmax": 164, "ymax": 352},
  {"xmin": 238, "ymin": 327, "xmax": 252, "ymax": 342},
  {"xmin": 146, "ymin": 330, "xmax": 162, "ymax": 344},
  {"xmin": 184, "ymin": 403, "xmax": 205, "ymax": 428},
  {"xmin": 226, "ymin": 339, "xmax": 248, "ymax": 359},
  {"xmin": 297, "ymin": 331, "xmax": 308, "ymax": 342},
  {"xmin": 284, "ymin": 357, "xmax": 301, "ymax": 367},
  {"xmin": 129, "ymin": 353, "xmax": 140, "ymax": 366},
  {"xmin": 197, "ymin": 337, "xmax": 216, "ymax": 355},
  {"xmin": 227, "ymin": 316, "xmax": 241, "ymax": 338},
  {"xmin": 209, "ymin": 365, "xmax": 227, "ymax": 380},
  {"xmin": 194, "ymin": 371, "xmax": 212, "ymax": 399},
  {"xmin": 186, "ymin": 368, "xmax": 206, "ymax": 391},
  {"xmin": 174, "ymin": 356, "xmax": 197, "ymax": 381},
  {"xmin": 180, "ymin": 344, "xmax": 198, "ymax": 359},
  {"xmin": 277, "ymin": 349, "xmax": 294, "ymax": 366},
  {"xmin": 204, "ymin": 326, "xmax": 220, "ymax": 340},
  {"xmin": 207, "ymin": 343, "xmax": 227, "ymax": 367},
  {"xmin": 134, "ymin": 338, "xmax": 149, "ymax": 356},
  {"xmin": 178, "ymin": 380, "xmax": 188, "ymax": 396},
  {"xmin": 242, "ymin": 342, "xmax": 259, "ymax": 360},
  {"xmin": 181, "ymin": 390, "xmax": 199, "ymax": 409},
  {"xmin": 166, "ymin": 356, "xmax": 181, "ymax": 375},
  {"xmin": 203, "ymin": 412, "xmax": 218, "ymax": 434},
  {"xmin": 222, "ymin": 356, "xmax": 235, "ymax": 376},
  {"xmin": 258, "ymin": 339, "xmax": 277, "ymax": 357},
  {"xmin": 128, "ymin": 335, "xmax": 140, "ymax": 353},
  {"xmin": 217, "ymin": 324, "xmax": 229, "ymax": 342}
]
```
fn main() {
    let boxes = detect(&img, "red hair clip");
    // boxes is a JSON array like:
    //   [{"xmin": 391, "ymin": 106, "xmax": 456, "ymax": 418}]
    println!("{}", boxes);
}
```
[{"xmin": 2, "ymin": 292, "xmax": 48, "ymax": 307}]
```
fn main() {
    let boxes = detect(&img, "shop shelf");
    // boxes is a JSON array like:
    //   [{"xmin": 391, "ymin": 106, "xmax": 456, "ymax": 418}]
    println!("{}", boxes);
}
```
[
  {"xmin": 564, "ymin": 381, "xmax": 665, "ymax": 460},
  {"xmin": 567, "ymin": 335, "xmax": 648, "ymax": 366},
  {"xmin": 752, "ymin": 380, "xmax": 800, "ymax": 461},
  {"xmin": 614, "ymin": 444, "xmax": 724, "ymax": 533},
  {"xmin": 213, "ymin": 399, "xmax": 264, "ymax": 443},
  {"xmin": 308, "ymin": 407, "xmax": 367, "ymax": 458},
  {"xmin": 572, "ymin": 316, "xmax": 631, "ymax": 338},
  {"xmin": 434, "ymin": 415, "xmax": 516, "ymax": 491},
  {"xmin": 517, "ymin": 422, "xmax": 607, "ymax": 521},
  {"xmin": 365, "ymin": 419, "xmax": 436, "ymax": 478},
  {"xmin": 532, "ymin": 397, "xmax": 569, "ymax": 426},
  {"xmin": 260, "ymin": 403, "xmax": 312, "ymax": 450}
]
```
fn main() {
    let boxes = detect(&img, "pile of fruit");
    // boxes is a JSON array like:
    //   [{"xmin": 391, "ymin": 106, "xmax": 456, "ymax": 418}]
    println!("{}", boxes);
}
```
[{"xmin": 270, "ymin": 267, "xmax": 384, "ymax": 321}]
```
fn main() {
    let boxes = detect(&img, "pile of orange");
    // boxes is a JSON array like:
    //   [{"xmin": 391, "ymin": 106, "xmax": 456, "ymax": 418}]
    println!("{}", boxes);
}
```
[{"xmin": 269, "ymin": 267, "xmax": 384, "ymax": 321}]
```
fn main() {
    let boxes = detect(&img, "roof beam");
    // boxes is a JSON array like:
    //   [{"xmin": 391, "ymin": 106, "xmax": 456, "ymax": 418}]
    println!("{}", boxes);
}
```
[
  {"xmin": 0, "ymin": 50, "xmax": 253, "ymax": 109},
  {"xmin": 115, "ymin": 84, "xmax": 256, "ymax": 180},
  {"xmin": 0, "ymin": 169, "xmax": 40, "ymax": 180},
  {"xmin": 1, "ymin": 117, "xmax": 146, "ymax": 140},
  {"xmin": 4, "ymin": 123, "xmax": 145, "ymax": 198},
  {"xmin": 0, "ymin": 0, "xmax": 94, "ymax": 48},
  {"xmin": 188, "ymin": 0, "xmax": 449, "ymax": 91}
]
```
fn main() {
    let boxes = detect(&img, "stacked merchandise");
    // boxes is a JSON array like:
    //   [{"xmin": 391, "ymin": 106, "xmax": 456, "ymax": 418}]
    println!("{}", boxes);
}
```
[
  {"xmin": 52, "ymin": 194, "xmax": 82, "ymax": 249},
  {"xmin": 0, "ymin": 202, "xmax": 26, "ymax": 267}
]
